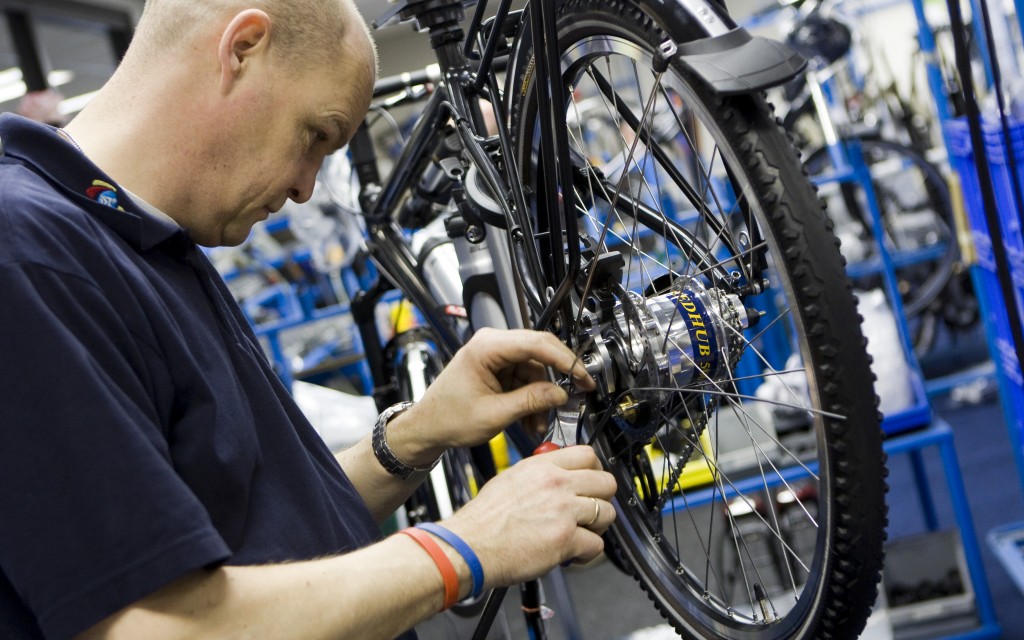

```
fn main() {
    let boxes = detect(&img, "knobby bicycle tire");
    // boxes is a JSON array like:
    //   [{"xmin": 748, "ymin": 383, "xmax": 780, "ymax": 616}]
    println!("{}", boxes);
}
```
[{"xmin": 506, "ymin": 1, "xmax": 888, "ymax": 637}]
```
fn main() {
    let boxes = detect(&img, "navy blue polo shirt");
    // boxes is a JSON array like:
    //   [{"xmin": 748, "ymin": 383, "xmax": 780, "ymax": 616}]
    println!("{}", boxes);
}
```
[{"xmin": 0, "ymin": 114, "xmax": 383, "ymax": 639}]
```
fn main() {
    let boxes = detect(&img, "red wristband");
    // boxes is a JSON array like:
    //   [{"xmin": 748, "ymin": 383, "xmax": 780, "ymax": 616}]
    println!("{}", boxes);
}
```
[{"xmin": 399, "ymin": 528, "xmax": 460, "ymax": 611}]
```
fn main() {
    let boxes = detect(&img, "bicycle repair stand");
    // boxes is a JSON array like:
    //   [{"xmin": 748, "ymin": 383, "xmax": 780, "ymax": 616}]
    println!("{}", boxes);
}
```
[{"xmin": 883, "ymin": 421, "xmax": 1001, "ymax": 639}]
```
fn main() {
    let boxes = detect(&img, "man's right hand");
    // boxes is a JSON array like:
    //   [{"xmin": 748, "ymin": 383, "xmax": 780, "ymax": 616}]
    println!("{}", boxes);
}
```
[{"xmin": 438, "ymin": 444, "xmax": 617, "ymax": 588}]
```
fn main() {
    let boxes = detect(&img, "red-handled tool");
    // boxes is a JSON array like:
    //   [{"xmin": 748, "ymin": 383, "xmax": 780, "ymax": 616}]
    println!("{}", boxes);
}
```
[{"xmin": 532, "ymin": 441, "xmax": 561, "ymax": 455}]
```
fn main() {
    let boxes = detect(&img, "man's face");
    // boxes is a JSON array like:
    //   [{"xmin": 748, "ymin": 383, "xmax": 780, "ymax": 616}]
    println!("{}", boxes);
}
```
[{"xmin": 195, "ymin": 45, "xmax": 373, "ymax": 247}]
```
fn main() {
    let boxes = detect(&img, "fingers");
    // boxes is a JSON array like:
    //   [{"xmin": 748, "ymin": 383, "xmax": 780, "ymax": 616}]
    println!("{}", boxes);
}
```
[
  {"xmin": 509, "ymin": 360, "xmax": 548, "ymax": 387},
  {"xmin": 490, "ymin": 381, "xmax": 568, "ymax": 425},
  {"xmin": 512, "ymin": 446, "xmax": 616, "ymax": 500},
  {"xmin": 573, "ymin": 469, "xmax": 617, "ymax": 500},
  {"xmin": 591, "ymin": 498, "xmax": 616, "ymax": 531},
  {"xmin": 472, "ymin": 328, "xmax": 596, "ymax": 391},
  {"xmin": 579, "ymin": 495, "xmax": 614, "ymax": 527},
  {"xmin": 567, "ymin": 499, "xmax": 615, "ymax": 564},
  {"xmin": 577, "ymin": 496, "xmax": 614, "ymax": 530},
  {"xmin": 537, "ymin": 445, "xmax": 608, "ymax": 475},
  {"xmin": 442, "ymin": 445, "xmax": 617, "ymax": 585},
  {"xmin": 568, "ymin": 493, "xmax": 615, "ymax": 566},
  {"xmin": 523, "ymin": 446, "xmax": 617, "ymax": 522},
  {"xmin": 569, "ymin": 528, "xmax": 607, "ymax": 565}
]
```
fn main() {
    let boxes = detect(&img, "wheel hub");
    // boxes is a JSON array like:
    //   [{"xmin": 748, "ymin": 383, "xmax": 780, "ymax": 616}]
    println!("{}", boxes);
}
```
[{"xmin": 578, "ymin": 278, "xmax": 755, "ymax": 440}]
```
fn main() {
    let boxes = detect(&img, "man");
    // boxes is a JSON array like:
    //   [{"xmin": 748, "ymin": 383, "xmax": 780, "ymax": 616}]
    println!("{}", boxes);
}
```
[{"xmin": 0, "ymin": 1, "xmax": 616, "ymax": 638}]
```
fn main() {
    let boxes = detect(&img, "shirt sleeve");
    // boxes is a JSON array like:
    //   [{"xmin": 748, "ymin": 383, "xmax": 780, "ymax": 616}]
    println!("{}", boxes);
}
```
[{"xmin": 0, "ymin": 261, "xmax": 231, "ymax": 640}]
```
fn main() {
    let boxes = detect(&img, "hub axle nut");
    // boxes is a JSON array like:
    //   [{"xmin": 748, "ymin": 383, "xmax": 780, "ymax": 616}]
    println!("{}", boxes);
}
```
[{"xmin": 618, "ymin": 394, "xmax": 640, "ymax": 422}]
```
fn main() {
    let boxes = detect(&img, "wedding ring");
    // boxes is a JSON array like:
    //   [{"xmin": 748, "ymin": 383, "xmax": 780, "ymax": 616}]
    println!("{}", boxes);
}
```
[{"xmin": 584, "ymin": 497, "xmax": 601, "ymax": 528}]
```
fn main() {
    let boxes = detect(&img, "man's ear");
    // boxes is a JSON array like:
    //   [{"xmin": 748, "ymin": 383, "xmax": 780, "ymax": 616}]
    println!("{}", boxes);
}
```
[{"xmin": 218, "ymin": 9, "xmax": 272, "ymax": 94}]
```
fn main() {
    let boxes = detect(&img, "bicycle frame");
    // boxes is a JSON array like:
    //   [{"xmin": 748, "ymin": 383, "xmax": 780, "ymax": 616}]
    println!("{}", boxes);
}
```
[
  {"xmin": 352, "ymin": 0, "xmax": 574, "ymax": 350},
  {"xmin": 349, "ymin": 0, "xmax": 807, "ymax": 379},
  {"xmin": 345, "ymin": 7, "xmax": 617, "ymax": 636}
]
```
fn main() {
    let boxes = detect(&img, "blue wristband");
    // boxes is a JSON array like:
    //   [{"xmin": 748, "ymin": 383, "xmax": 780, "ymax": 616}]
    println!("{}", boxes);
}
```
[{"xmin": 416, "ymin": 522, "xmax": 485, "ymax": 600}]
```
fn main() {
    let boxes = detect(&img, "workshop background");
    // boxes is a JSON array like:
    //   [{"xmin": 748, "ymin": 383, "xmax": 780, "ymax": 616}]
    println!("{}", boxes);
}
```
[{"xmin": 3, "ymin": 0, "xmax": 1024, "ymax": 638}]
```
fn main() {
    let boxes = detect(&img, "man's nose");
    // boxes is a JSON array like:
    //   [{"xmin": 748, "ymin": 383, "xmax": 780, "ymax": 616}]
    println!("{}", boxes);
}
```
[{"xmin": 288, "ymin": 160, "xmax": 320, "ymax": 204}]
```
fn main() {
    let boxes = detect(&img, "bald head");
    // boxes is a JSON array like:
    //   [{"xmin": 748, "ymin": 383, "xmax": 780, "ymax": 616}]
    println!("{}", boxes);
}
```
[
  {"xmin": 62, "ymin": 0, "xmax": 378, "ymax": 247},
  {"xmin": 131, "ymin": 0, "xmax": 377, "ymax": 75}
]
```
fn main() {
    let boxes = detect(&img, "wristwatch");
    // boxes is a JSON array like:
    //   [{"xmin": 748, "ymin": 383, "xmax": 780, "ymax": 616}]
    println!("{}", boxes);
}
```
[{"xmin": 371, "ymin": 401, "xmax": 441, "ymax": 480}]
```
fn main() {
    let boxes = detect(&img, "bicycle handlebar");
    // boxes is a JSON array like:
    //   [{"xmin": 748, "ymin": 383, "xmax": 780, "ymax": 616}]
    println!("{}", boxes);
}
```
[{"xmin": 373, "ymin": 64, "xmax": 443, "ymax": 98}]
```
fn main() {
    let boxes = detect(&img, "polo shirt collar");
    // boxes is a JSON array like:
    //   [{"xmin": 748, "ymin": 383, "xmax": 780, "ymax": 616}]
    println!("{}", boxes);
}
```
[{"xmin": 0, "ymin": 113, "xmax": 187, "ymax": 253}]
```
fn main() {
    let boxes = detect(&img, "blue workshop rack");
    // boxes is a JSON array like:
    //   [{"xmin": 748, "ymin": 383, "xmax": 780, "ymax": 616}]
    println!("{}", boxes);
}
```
[
  {"xmin": 946, "ymin": 116, "xmax": 1024, "ymax": 602},
  {"xmin": 945, "ymin": 117, "xmax": 1024, "ymax": 494}
]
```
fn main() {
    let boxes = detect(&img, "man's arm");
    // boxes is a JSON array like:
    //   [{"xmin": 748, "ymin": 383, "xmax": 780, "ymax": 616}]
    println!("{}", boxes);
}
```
[
  {"xmin": 334, "ymin": 428, "xmax": 439, "ymax": 523},
  {"xmin": 77, "ymin": 329, "xmax": 613, "ymax": 640},
  {"xmin": 336, "ymin": 328, "xmax": 595, "ymax": 519},
  {"xmin": 76, "ymin": 533, "xmax": 466, "ymax": 640},
  {"xmin": 78, "ymin": 445, "xmax": 617, "ymax": 640}
]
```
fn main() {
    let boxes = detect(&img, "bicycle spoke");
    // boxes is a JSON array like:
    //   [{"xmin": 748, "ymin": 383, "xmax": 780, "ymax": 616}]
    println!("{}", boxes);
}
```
[
  {"xmin": 566, "ymin": 48, "xmax": 827, "ymax": 616},
  {"xmin": 512, "ymin": 14, "xmax": 884, "ymax": 634}
]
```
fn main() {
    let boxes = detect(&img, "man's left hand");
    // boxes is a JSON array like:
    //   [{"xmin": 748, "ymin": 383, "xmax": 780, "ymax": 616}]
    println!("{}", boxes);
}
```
[{"xmin": 385, "ymin": 328, "xmax": 596, "ymax": 466}]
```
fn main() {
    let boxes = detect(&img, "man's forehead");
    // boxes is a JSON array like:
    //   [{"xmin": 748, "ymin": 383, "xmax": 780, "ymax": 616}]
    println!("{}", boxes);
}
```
[
  {"xmin": 324, "ymin": 59, "xmax": 373, "ymax": 104},
  {"xmin": 333, "ymin": 42, "xmax": 376, "ymax": 104},
  {"xmin": 307, "ymin": 71, "xmax": 371, "ymax": 140}
]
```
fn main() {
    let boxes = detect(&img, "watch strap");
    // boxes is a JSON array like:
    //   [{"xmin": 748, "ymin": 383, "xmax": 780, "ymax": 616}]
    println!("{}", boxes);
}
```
[{"xmin": 372, "ymin": 401, "xmax": 440, "ymax": 480}]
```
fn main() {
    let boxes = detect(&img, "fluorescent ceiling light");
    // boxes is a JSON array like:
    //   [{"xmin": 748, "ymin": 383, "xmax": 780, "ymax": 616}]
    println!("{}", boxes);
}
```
[
  {"xmin": 58, "ymin": 89, "xmax": 99, "ymax": 115},
  {"xmin": 47, "ymin": 70, "xmax": 75, "ymax": 86},
  {"xmin": 0, "ymin": 69, "xmax": 76, "ymax": 104},
  {"xmin": 0, "ymin": 67, "xmax": 22, "ymax": 87},
  {"xmin": 0, "ymin": 83, "xmax": 29, "ymax": 103}
]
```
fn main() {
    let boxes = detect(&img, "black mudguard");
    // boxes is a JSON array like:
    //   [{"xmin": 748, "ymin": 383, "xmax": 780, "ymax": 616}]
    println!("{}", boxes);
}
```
[
  {"xmin": 621, "ymin": 0, "xmax": 807, "ymax": 93},
  {"xmin": 508, "ymin": 0, "xmax": 806, "ymax": 96},
  {"xmin": 673, "ymin": 27, "xmax": 807, "ymax": 95}
]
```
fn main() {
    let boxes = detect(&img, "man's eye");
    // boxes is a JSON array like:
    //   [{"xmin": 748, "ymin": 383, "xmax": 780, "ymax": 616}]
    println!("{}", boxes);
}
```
[{"xmin": 311, "ymin": 129, "xmax": 329, "ymax": 146}]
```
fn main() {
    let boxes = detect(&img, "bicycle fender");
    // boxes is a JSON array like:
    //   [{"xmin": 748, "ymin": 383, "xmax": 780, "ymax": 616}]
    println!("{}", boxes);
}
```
[
  {"xmin": 670, "ymin": 27, "xmax": 807, "ymax": 95},
  {"xmin": 643, "ymin": 0, "xmax": 805, "ymax": 94},
  {"xmin": 508, "ymin": 0, "xmax": 805, "ymax": 97}
]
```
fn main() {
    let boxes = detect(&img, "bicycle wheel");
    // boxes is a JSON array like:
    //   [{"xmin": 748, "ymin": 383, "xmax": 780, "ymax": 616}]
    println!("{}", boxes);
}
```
[
  {"xmin": 506, "ymin": 1, "xmax": 887, "ymax": 638},
  {"xmin": 803, "ymin": 139, "xmax": 959, "ymax": 325}
]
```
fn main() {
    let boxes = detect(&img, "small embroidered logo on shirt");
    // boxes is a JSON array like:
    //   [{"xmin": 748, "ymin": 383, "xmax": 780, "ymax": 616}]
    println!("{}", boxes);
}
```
[{"xmin": 86, "ymin": 179, "xmax": 123, "ymax": 210}]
